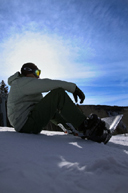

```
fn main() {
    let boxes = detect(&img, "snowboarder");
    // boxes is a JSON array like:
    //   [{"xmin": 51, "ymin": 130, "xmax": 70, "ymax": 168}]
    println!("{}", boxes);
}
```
[{"xmin": 7, "ymin": 62, "xmax": 109, "ymax": 143}]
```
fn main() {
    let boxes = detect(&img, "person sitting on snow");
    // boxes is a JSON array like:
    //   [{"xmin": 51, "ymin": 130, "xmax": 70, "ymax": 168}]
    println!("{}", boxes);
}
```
[{"xmin": 7, "ymin": 62, "xmax": 109, "ymax": 143}]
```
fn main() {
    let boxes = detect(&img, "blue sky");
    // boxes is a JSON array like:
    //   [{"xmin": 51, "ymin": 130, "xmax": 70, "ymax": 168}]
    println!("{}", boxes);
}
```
[{"xmin": 0, "ymin": 0, "xmax": 128, "ymax": 106}]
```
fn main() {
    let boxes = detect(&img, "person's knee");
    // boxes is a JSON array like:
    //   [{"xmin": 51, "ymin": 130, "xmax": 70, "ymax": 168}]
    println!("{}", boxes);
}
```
[{"xmin": 52, "ymin": 88, "xmax": 65, "ymax": 95}]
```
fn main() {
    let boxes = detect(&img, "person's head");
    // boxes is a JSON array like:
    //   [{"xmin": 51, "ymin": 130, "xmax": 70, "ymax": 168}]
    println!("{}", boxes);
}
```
[{"xmin": 21, "ymin": 63, "xmax": 41, "ymax": 78}]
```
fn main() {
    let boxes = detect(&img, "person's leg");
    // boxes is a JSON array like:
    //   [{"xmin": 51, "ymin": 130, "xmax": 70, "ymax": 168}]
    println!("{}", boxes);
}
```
[
  {"xmin": 20, "ymin": 88, "xmax": 86, "ymax": 134},
  {"xmin": 51, "ymin": 111, "xmax": 69, "ymax": 129}
]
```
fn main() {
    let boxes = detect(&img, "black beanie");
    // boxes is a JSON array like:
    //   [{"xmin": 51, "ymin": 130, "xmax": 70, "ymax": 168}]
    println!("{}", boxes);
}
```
[{"xmin": 21, "ymin": 63, "xmax": 38, "ymax": 76}]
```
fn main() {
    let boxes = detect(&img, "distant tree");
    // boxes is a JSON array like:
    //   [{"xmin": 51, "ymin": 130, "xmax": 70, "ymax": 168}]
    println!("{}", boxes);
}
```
[{"xmin": 0, "ymin": 80, "xmax": 8, "ymax": 96}]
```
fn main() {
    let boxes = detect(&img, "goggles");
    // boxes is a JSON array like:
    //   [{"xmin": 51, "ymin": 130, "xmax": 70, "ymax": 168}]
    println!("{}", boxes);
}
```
[
  {"xmin": 34, "ymin": 69, "xmax": 41, "ymax": 77},
  {"xmin": 23, "ymin": 67, "xmax": 41, "ymax": 77}
]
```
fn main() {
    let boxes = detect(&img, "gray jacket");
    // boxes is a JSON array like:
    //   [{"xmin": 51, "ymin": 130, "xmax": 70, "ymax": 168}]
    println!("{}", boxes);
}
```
[{"xmin": 7, "ymin": 72, "xmax": 76, "ymax": 131}]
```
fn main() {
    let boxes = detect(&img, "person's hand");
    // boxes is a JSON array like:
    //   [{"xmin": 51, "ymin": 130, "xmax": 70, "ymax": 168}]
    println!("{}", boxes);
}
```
[{"xmin": 73, "ymin": 86, "xmax": 85, "ymax": 103}]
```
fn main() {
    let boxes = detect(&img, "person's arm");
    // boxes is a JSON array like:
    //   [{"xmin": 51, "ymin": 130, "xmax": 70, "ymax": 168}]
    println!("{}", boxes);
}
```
[
  {"xmin": 19, "ymin": 77, "xmax": 85, "ymax": 104},
  {"xmin": 20, "ymin": 77, "xmax": 76, "ymax": 95}
]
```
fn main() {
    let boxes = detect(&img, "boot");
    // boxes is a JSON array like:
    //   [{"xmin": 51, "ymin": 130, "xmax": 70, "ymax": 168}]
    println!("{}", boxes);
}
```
[{"xmin": 79, "ymin": 114, "xmax": 110, "ymax": 143}]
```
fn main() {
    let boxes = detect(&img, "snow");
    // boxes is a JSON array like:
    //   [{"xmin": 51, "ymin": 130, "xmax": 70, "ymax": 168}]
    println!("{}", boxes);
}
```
[{"xmin": 0, "ymin": 127, "xmax": 128, "ymax": 193}]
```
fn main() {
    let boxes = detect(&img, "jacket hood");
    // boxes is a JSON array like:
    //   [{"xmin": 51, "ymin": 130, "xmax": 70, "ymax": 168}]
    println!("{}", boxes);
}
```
[{"xmin": 8, "ymin": 72, "xmax": 21, "ymax": 86}]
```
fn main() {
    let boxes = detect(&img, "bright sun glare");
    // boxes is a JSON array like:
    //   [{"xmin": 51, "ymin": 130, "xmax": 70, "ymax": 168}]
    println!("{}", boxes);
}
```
[
  {"xmin": 2, "ymin": 31, "xmax": 96, "ymax": 82},
  {"xmin": 2, "ymin": 32, "xmax": 77, "ymax": 79}
]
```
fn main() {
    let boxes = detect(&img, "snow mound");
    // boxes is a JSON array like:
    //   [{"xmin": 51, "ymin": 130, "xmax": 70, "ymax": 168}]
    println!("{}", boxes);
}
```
[{"xmin": 0, "ymin": 127, "xmax": 128, "ymax": 193}]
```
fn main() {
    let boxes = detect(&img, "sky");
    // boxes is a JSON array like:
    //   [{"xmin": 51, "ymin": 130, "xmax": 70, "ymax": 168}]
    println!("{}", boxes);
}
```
[{"xmin": 0, "ymin": 0, "xmax": 128, "ymax": 106}]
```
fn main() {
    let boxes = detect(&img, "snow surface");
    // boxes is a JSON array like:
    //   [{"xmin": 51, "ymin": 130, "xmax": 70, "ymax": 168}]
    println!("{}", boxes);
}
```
[{"xmin": 0, "ymin": 127, "xmax": 128, "ymax": 193}]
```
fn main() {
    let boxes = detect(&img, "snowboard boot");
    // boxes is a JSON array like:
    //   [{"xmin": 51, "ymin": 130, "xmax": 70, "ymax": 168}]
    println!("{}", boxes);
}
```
[{"xmin": 79, "ymin": 114, "xmax": 110, "ymax": 143}]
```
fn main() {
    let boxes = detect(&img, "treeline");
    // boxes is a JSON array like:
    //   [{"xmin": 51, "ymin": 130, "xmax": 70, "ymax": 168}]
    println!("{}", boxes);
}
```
[{"xmin": 0, "ymin": 80, "xmax": 10, "ymax": 127}]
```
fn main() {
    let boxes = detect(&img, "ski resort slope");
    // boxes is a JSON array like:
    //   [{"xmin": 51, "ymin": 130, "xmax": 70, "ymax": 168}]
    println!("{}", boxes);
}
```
[{"xmin": 0, "ymin": 127, "xmax": 128, "ymax": 193}]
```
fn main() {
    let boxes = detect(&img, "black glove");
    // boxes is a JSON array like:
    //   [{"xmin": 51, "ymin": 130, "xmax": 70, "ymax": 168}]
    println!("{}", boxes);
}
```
[{"xmin": 73, "ymin": 86, "xmax": 85, "ymax": 104}]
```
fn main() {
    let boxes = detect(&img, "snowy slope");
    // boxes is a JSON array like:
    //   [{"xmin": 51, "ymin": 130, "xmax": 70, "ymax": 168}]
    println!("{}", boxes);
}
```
[{"xmin": 0, "ymin": 127, "xmax": 128, "ymax": 193}]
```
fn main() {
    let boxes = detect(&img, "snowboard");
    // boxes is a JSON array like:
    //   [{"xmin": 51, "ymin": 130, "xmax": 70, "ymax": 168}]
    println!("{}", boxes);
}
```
[
  {"xmin": 58, "ymin": 114, "xmax": 123, "ymax": 144},
  {"xmin": 102, "ymin": 114, "xmax": 123, "ymax": 144}
]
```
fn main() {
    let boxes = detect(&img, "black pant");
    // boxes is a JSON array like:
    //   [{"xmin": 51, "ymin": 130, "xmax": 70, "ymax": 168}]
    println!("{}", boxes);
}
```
[{"xmin": 20, "ymin": 88, "xmax": 85, "ymax": 134}]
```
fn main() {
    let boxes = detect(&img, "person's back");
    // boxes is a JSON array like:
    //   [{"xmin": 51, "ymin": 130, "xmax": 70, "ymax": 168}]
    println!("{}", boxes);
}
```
[{"xmin": 7, "ymin": 71, "xmax": 42, "ymax": 131}]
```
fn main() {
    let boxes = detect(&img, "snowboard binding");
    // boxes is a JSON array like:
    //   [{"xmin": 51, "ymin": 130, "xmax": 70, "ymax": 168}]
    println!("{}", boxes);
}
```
[
  {"xmin": 58, "ymin": 114, "xmax": 123, "ymax": 145},
  {"xmin": 83, "ymin": 114, "xmax": 111, "ymax": 144}
]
